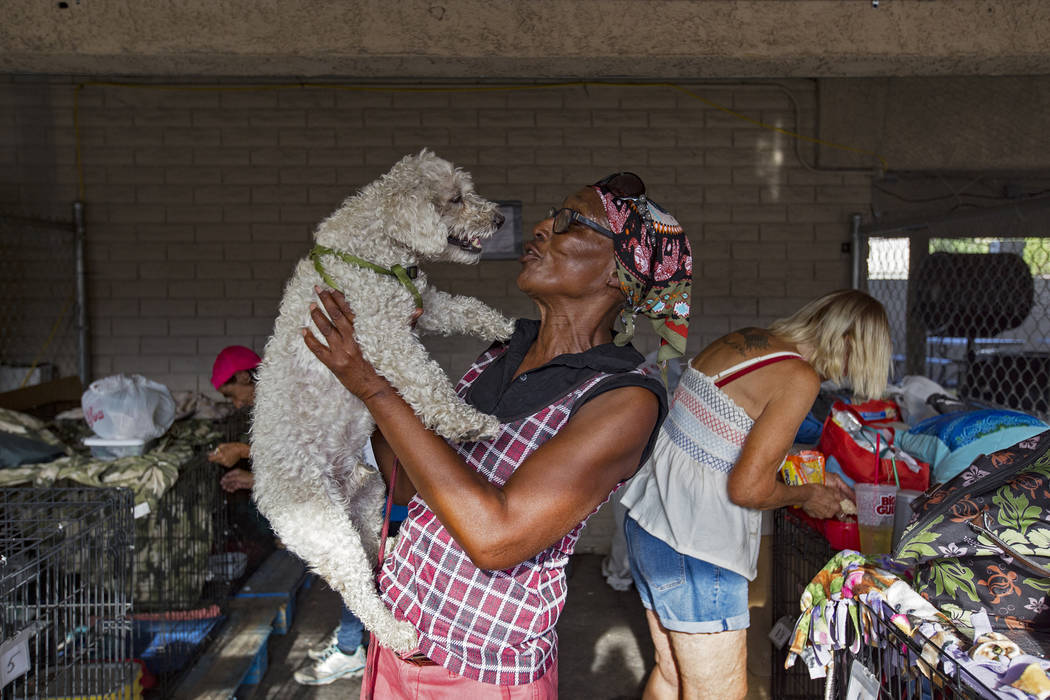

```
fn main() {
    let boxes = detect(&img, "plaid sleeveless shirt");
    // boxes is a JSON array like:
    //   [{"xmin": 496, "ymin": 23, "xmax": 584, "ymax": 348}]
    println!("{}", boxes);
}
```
[{"xmin": 377, "ymin": 344, "xmax": 634, "ymax": 685}]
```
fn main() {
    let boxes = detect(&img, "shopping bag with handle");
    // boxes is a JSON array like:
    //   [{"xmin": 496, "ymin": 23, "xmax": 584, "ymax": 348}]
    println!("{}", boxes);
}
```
[{"xmin": 819, "ymin": 400, "xmax": 930, "ymax": 492}]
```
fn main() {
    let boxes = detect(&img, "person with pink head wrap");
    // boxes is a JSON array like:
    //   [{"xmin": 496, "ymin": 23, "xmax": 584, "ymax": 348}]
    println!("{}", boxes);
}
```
[{"xmin": 207, "ymin": 345, "xmax": 261, "ymax": 489}]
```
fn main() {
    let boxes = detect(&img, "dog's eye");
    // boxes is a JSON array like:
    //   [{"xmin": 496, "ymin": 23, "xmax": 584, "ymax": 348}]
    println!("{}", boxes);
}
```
[{"xmin": 450, "ymin": 195, "xmax": 462, "ymax": 204}]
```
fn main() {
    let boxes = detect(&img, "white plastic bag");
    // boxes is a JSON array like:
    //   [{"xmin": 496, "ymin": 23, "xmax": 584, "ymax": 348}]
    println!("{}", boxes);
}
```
[
  {"xmin": 81, "ymin": 374, "xmax": 176, "ymax": 440},
  {"xmin": 889, "ymin": 375, "xmax": 953, "ymax": 425}
]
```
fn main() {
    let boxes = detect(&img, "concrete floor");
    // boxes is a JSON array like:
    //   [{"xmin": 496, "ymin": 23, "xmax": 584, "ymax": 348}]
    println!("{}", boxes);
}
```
[{"xmin": 242, "ymin": 551, "xmax": 775, "ymax": 700}]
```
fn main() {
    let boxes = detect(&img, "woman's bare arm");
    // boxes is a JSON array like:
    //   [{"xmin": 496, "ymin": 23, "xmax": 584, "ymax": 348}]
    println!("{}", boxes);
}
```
[
  {"xmin": 370, "ymin": 429, "xmax": 418, "ymax": 506},
  {"xmin": 305, "ymin": 288, "xmax": 659, "ymax": 570},
  {"xmin": 726, "ymin": 365, "xmax": 852, "ymax": 518}
]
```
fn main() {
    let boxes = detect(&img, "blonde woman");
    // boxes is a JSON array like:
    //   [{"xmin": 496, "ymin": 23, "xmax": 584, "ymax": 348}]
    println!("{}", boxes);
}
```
[{"xmin": 620, "ymin": 289, "xmax": 892, "ymax": 700}]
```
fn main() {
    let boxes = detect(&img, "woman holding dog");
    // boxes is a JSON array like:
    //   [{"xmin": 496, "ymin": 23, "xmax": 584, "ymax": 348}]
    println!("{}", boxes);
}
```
[
  {"xmin": 303, "ymin": 172, "xmax": 691, "ymax": 698},
  {"xmin": 620, "ymin": 289, "xmax": 891, "ymax": 699}
]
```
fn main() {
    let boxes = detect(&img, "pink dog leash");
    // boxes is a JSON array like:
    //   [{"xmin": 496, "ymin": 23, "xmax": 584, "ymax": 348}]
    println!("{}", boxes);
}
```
[{"xmin": 363, "ymin": 458, "xmax": 399, "ymax": 699}]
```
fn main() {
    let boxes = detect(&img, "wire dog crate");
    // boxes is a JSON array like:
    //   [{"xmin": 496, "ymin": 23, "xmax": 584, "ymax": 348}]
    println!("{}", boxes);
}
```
[
  {"xmin": 0, "ymin": 487, "xmax": 137, "ymax": 700},
  {"xmin": 828, "ymin": 599, "xmax": 994, "ymax": 699},
  {"xmin": 130, "ymin": 453, "xmax": 232, "ymax": 697},
  {"xmin": 217, "ymin": 408, "xmax": 275, "ymax": 576},
  {"xmin": 129, "ymin": 410, "xmax": 274, "ymax": 697},
  {"xmin": 133, "ymin": 455, "xmax": 229, "ymax": 613},
  {"xmin": 771, "ymin": 508, "xmax": 833, "ymax": 699},
  {"xmin": 771, "ymin": 508, "xmax": 998, "ymax": 699}
]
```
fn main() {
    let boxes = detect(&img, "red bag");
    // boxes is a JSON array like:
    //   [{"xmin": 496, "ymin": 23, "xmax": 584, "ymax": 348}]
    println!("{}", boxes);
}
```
[
  {"xmin": 845, "ymin": 398, "xmax": 902, "ymax": 424},
  {"xmin": 819, "ymin": 400, "xmax": 930, "ymax": 492}
]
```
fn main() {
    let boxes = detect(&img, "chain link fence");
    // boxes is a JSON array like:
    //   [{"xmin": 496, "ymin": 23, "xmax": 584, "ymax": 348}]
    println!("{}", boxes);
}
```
[
  {"xmin": 863, "ymin": 227, "xmax": 1050, "ymax": 420},
  {"xmin": 0, "ymin": 213, "xmax": 80, "ymax": 392}
]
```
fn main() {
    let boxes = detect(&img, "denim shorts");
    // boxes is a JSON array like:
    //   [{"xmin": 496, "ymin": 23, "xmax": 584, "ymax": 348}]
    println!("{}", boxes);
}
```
[{"xmin": 624, "ymin": 515, "xmax": 750, "ymax": 633}]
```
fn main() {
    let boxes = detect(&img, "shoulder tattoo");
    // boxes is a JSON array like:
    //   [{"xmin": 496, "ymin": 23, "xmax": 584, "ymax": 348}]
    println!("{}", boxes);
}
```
[{"xmin": 721, "ymin": 327, "xmax": 772, "ymax": 356}]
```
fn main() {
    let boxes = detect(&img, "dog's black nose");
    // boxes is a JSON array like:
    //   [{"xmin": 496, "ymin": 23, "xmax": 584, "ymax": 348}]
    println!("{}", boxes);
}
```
[{"xmin": 493, "ymin": 211, "xmax": 505, "ymax": 228}]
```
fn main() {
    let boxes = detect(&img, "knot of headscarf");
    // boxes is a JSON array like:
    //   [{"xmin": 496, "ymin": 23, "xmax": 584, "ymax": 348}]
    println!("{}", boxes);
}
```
[{"xmin": 592, "ymin": 178, "xmax": 693, "ymax": 362}]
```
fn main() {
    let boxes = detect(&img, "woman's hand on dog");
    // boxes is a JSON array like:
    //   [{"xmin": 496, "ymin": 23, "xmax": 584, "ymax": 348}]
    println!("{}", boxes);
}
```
[{"xmin": 302, "ymin": 286, "xmax": 395, "ymax": 402}]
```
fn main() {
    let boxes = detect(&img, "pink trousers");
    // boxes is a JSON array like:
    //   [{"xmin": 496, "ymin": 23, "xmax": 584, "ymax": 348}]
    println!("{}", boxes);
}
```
[{"xmin": 360, "ymin": 643, "xmax": 559, "ymax": 699}]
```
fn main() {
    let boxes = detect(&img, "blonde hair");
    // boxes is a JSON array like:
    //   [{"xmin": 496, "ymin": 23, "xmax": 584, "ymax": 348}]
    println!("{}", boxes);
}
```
[{"xmin": 769, "ymin": 289, "xmax": 891, "ymax": 400}]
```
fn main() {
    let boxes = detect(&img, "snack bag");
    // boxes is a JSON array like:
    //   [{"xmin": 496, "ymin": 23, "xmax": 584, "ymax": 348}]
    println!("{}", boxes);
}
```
[{"xmin": 779, "ymin": 449, "xmax": 826, "ymax": 486}]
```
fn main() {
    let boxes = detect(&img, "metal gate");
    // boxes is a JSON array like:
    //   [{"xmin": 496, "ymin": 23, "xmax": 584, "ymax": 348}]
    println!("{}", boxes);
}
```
[
  {"xmin": 853, "ymin": 198, "xmax": 1050, "ymax": 420},
  {"xmin": 0, "ymin": 206, "xmax": 87, "ymax": 392}
]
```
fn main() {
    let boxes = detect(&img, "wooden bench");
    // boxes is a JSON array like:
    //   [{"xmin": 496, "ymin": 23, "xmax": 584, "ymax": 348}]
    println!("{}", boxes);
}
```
[
  {"xmin": 231, "ymin": 549, "xmax": 310, "ymax": 635},
  {"xmin": 172, "ymin": 550, "xmax": 311, "ymax": 698}
]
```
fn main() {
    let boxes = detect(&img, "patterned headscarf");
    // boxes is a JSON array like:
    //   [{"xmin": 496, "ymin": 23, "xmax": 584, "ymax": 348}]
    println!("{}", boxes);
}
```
[{"xmin": 592, "ymin": 177, "xmax": 693, "ymax": 362}]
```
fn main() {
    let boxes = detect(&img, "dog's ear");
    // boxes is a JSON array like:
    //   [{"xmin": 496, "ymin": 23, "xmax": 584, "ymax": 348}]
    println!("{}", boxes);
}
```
[{"xmin": 372, "ymin": 150, "xmax": 449, "ymax": 256}]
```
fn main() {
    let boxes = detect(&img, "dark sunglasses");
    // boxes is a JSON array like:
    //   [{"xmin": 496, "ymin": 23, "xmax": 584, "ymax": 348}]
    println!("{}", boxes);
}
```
[
  {"xmin": 547, "ymin": 207, "xmax": 615, "ymax": 239},
  {"xmin": 593, "ymin": 171, "xmax": 646, "ymax": 199}
]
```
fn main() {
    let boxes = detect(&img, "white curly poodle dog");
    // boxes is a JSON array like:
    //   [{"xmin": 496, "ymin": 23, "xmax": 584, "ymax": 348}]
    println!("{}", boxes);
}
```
[{"xmin": 252, "ymin": 150, "xmax": 515, "ymax": 652}]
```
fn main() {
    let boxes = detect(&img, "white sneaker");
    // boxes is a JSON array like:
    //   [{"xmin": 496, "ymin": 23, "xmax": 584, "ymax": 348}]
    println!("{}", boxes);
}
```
[
  {"xmin": 306, "ymin": 630, "xmax": 339, "ymax": 661},
  {"xmin": 293, "ymin": 644, "xmax": 367, "ymax": 685}
]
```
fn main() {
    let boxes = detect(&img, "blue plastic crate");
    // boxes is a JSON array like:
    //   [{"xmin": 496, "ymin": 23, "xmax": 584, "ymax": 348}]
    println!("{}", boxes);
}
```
[
  {"xmin": 132, "ymin": 615, "xmax": 225, "ymax": 675},
  {"xmin": 241, "ymin": 638, "xmax": 269, "ymax": 685}
]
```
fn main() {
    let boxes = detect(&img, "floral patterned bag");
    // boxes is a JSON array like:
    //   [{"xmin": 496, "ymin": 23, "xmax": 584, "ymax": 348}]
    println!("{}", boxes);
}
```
[{"xmin": 894, "ymin": 429, "xmax": 1050, "ymax": 650}]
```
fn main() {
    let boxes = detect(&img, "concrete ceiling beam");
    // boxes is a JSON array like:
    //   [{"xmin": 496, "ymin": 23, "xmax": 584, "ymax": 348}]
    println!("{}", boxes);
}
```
[{"xmin": 3, "ymin": 0, "xmax": 1049, "ymax": 78}]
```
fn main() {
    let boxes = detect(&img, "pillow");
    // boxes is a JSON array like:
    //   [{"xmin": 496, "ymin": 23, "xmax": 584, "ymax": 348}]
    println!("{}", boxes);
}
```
[
  {"xmin": 0, "ymin": 406, "xmax": 65, "ymax": 446},
  {"xmin": 898, "ymin": 409, "xmax": 1049, "ymax": 484},
  {"xmin": 0, "ymin": 431, "xmax": 66, "ymax": 467},
  {"xmin": 0, "ymin": 407, "xmax": 59, "ymax": 440}
]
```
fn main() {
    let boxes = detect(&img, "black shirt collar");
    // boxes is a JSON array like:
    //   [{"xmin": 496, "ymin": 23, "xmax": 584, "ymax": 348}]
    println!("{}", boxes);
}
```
[{"xmin": 468, "ymin": 318, "xmax": 647, "ymax": 421}]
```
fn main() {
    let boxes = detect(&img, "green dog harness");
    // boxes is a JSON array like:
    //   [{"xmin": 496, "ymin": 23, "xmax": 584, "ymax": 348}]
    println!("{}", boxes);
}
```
[{"xmin": 309, "ymin": 244, "xmax": 423, "ymax": 311}]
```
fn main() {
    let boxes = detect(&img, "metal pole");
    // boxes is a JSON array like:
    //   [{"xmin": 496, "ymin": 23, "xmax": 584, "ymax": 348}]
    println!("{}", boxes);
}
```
[
  {"xmin": 74, "ymin": 201, "xmax": 89, "ymax": 386},
  {"xmin": 906, "ymin": 231, "xmax": 930, "ymax": 377},
  {"xmin": 850, "ymin": 213, "xmax": 863, "ymax": 290}
]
